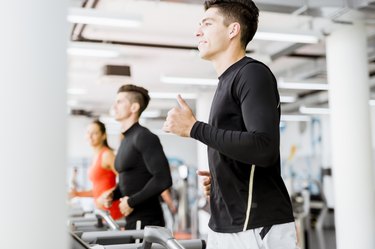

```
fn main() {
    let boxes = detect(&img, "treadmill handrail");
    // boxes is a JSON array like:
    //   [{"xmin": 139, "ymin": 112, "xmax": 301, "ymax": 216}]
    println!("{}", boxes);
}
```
[
  {"xmin": 94, "ymin": 209, "xmax": 121, "ymax": 231},
  {"xmin": 141, "ymin": 226, "xmax": 184, "ymax": 249},
  {"xmin": 103, "ymin": 239, "xmax": 206, "ymax": 249},
  {"xmin": 81, "ymin": 230, "xmax": 144, "ymax": 244}
]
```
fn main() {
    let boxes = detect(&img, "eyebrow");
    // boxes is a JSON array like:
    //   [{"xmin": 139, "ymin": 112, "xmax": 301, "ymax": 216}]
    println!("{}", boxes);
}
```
[{"xmin": 200, "ymin": 17, "xmax": 215, "ymax": 25}]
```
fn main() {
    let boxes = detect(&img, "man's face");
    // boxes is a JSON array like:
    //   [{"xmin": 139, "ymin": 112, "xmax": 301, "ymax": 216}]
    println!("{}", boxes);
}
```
[
  {"xmin": 113, "ymin": 92, "xmax": 133, "ymax": 122},
  {"xmin": 195, "ymin": 7, "xmax": 230, "ymax": 60}
]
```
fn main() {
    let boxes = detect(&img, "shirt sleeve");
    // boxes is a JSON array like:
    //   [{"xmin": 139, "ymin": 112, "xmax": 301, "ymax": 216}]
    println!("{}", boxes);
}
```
[
  {"xmin": 190, "ymin": 62, "xmax": 280, "ymax": 167},
  {"xmin": 112, "ymin": 186, "xmax": 122, "ymax": 201},
  {"xmin": 127, "ymin": 132, "xmax": 172, "ymax": 207}
]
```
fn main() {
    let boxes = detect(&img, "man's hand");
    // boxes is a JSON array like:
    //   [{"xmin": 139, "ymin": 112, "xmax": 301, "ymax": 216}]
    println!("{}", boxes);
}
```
[
  {"xmin": 99, "ymin": 189, "xmax": 114, "ymax": 208},
  {"xmin": 119, "ymin": 196, "xmax": 134, "ymax": 216},
  {"xmin": 163, "ymin": 95, "xmax": 196, "ymax": 137},
  {"xmin": 197, "ymin": 170, "xmax": 211, "ymax": 198}
]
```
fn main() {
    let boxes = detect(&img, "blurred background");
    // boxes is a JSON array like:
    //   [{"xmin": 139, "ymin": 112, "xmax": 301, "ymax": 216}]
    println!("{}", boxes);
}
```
[{"xmin": 1, "ymin": 0, "xmax": 375, "ymax": 249}]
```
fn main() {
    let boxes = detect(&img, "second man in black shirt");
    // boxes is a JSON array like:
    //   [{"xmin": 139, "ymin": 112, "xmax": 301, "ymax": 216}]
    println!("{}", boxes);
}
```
[{"xmin": 107, "ymin": 84, "xmax": 172, "ymax": 230}]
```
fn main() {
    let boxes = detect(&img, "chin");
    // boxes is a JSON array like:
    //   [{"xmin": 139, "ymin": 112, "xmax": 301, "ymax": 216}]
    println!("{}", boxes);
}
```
[
  {"xmin": 200, "ymin": 54, "xmax": 213, "ymax": 61},
  {"xmin": 199, "ymin": 51, "xmax": 209, "ymax": 60},
  {"xmin": 198, "ymin": 49, "xmax": 213, "ymax": 60}
]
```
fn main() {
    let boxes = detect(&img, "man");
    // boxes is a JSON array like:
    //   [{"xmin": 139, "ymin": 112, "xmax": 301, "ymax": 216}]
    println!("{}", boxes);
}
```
[
  {"xmin": 108, "ymin": 84, "xmax": 172, "ymax": 230},
  {"xmin": 163, "ymin": 0, "xmax": 297, "ymax": 248}
]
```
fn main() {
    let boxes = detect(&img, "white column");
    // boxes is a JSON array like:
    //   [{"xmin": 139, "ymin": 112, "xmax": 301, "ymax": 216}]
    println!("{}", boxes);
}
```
[
  {"xmin": 0, "ymin": 2, "xmax": 67, "ymax": 249},
  {"xmin": 326, "ymin": 22, "xmax": 375, "ymax": 249},
  {"xmin": 195, "ymin": 91, "xmax": 214, "ymax": 235},
  {"xmin": 195, "ymin": 91, "xmax": 215, "ymax": 171}
]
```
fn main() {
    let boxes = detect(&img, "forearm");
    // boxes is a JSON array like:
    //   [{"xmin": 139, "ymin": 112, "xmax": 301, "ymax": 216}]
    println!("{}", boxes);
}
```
[
  {"xmin": 191, "ymin": 121, "xmax": 278, "ymax": 166},
  {"xmin": 128, "ymin": 174, "xmax": 172, "ymax": 207},
  {"xmin": 161, "ymin": 189, "xmax": 173, "ymax": 206},
  {"xmin": 76, "ymin": 190, "xmax": 93, "ymax": 197}
]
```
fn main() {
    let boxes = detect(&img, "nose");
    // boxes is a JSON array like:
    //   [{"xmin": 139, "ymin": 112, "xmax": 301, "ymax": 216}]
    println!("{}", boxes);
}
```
[{"xmin": 195, "ymin": 26, "xmax": 203, "ymax": 37}]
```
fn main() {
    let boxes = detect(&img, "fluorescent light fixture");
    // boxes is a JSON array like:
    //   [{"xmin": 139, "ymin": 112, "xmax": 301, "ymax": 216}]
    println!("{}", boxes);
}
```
[
  {"xmin": 255, "ymin": 29, "xmax": 321, "ymax": 44},
  {"xmin": 299, "ymin": 106, "xmax": 330, "ymax": 115},
  {"xmin": 278, "ymin": 81, "xmax": 329, "ymax": 90},
  {"xmin": 67, "ymin": 47, "xmax": 119, "ymax": 58},
  {"xmin": 67, "ymin": 42, "xmax": 121, "ymax": 58},
  {"xmin": 369, "ymin": 100, "xmax": 375, "ymax": 106},
  {"xmin": 150, "ymin": 92, "xmax": 197, "ymax": 99},
  {"xmin": 280, "ymin": 95, "xmax": 296, "ymax": 103},
  {"xmin": 281, "ymin": 114, "xmax": 311, "ymax": 122},
  {"xmin": 67, "ymin": 8, "xmax": 142, "ymax": 28},
  {"xmin": 161, "ymin": 76, "xmax": 218, "ymax": 86},
  {"xmin": 67, "ymin": 48, "xmax": 118, "ymax": 58},
  {"xmin": 67, "ymin": 88, "xmax": 87, "ymax": 95}
]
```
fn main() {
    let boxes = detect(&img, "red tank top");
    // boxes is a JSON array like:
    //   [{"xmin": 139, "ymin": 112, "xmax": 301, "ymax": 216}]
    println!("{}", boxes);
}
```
[{"xmin": 88, "ymin": 147, "xmax": 123, "ymax": 220}]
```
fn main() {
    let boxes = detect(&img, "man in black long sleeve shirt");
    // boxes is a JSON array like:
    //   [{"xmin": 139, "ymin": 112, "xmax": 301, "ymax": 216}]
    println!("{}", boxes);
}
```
[
  {"xmin": 163, "ymin": 1, "xmax": 297, "ymax": 248},
  {"xmin": 110, "ymin": 84, "xmax": 172, "ymax": 230}
]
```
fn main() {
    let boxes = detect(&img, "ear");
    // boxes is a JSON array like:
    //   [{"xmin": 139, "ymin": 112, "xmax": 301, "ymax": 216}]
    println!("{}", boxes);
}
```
[
  {"xmin": 130, "ymin": 102, "xmax": 140, "ymax": 114},
  {"xmin": 228, "ymin": 22, "xmax": 241, "ymax": 39}
]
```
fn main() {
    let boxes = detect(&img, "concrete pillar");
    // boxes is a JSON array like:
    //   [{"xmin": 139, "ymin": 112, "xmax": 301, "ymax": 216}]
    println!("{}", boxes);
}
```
[
  {"xmin": 195, "ymin": 91, "xmax": 214, "ymax": 235},
  {"xmin": 326, "ymin": 22, "xmax": 375, "ymax": 249},
  {"xmin": 0, "ymin": 2, "xmax": 67, "ymax": 249}
]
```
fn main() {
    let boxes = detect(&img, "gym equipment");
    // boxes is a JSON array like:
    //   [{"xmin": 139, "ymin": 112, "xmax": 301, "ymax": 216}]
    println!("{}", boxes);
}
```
[
  {"xmin": 69, "ymin": 209, "xmax": 122, "ymax": 232},
  {"xmin": 81, "ymin": 230, "xmax": 143, "ymax": 245},
  {"xmin": 71, "ymin": 226, "xmax": 206, "ymax": 249}
]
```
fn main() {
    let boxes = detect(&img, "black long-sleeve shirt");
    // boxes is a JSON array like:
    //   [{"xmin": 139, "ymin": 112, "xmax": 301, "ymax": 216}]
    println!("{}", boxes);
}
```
[
  {"xmin": 191, "ymin": 56, "xmax": 294, "ymax": 233},
  {"xmin": 113, "ymin": 122, "xmax": 172, "ymax": 223}
]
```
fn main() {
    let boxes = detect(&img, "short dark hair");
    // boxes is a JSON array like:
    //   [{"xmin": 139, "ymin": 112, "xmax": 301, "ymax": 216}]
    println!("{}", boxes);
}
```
[
  {"xmin": 117, "ymin": 84, "xmax": 150, "ymax": 116},
  {"xmin": 204, "ymin": 0, "xmax": 259, "ymax": 49}
]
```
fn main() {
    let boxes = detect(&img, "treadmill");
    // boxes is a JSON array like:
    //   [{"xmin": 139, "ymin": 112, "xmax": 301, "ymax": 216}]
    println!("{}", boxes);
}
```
[{"xmin": 70, "ymin": 226, "xmax": 206, "ymax": 249}]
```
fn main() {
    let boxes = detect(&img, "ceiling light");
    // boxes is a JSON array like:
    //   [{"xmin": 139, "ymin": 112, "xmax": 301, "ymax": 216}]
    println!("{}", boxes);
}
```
[
  {"xmin": 161, "ymin": 76, "xmax": 218, "ymax": 86},
  {"xmin": 67, "ymin": 42, "xmax": 121, "ymax": 58},
  {"xmin": 278, "ymin": 81, "xmax": 329, "ymax": 90},
  {"xmin": 299, "ymin": 106, "xmax": 330, "ymax": 115},
  {"xmin": 281, "ymin": 114, "xmax": 311, "ymax": 122},
  {"xmin": 67, "ymin": 47, "xmax": 120, "ymax": 58},
  {"xmin": 67, "ymin": 88, "xmax": 87, "ymax": 95},
  {"xmin": 255, "ymin": 29, "xmax": 321, "ymax": 44},
  {"xmin": 150, "ymin": 92, "xmax": 197, "ymax": 99},
  {"xmin": 67, "ymin": 8, "xmax": 142, "ymax": 28}
]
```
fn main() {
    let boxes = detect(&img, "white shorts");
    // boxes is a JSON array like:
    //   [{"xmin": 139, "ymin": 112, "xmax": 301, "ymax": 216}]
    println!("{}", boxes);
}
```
[{"xmin": 206, "ymin": 222, "xmax": 299, "ymax": 249}]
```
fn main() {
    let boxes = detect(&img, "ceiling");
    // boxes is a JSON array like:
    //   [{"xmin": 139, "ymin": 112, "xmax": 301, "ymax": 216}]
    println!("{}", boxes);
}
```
[{"xmin": 67, "ymin": 0, "xmax": 375, "ymax": 122}]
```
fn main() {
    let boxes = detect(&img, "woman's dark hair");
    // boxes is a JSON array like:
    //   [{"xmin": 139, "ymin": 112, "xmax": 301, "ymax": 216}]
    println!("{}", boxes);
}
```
[{"xmin": 92, "ymin": 119, "xmax": 112, "ymax": 150}]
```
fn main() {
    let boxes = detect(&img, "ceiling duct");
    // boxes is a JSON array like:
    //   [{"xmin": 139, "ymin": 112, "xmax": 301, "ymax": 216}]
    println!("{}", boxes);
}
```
[
  {"xmin": 70, "ymin": 108, "xmax": 95, "ymax": 117},
  {"xmin": 103, "ymin": 65, "xmax": 131, "ymax": 77}
]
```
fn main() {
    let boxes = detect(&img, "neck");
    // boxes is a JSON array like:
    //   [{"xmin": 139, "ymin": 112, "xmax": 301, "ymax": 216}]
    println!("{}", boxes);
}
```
[
  {"xmin": 93, "ymin": 145, "xmax": 104, "ymax": 154},
  {"xmin": 120, "ymin": 116, "xmax": 139, "ymax": 133},
  {"xmin": 212, "ymin": 45, "xmax": 246, "ymax": 76}
]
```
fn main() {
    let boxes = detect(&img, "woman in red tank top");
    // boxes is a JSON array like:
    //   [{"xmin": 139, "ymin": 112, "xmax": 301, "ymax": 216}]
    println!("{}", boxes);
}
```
[{"xmin": 70, "ymin": 120, "xmax": 123, "ymax": 220}]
